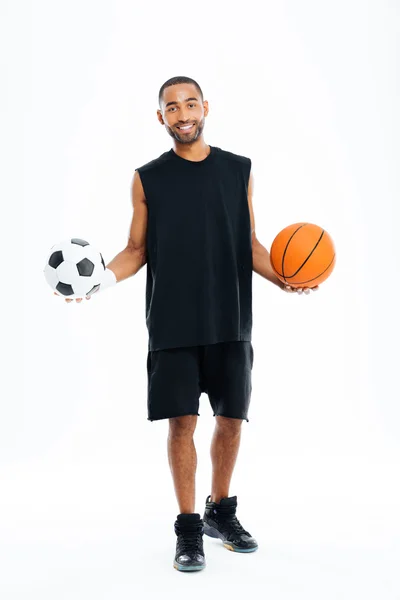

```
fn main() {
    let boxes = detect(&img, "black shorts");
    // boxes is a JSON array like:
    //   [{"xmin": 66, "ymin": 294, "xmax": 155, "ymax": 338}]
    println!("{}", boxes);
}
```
[{"xmin": 146, "ymin": 341, "xmax": 254, "ymax": 422}]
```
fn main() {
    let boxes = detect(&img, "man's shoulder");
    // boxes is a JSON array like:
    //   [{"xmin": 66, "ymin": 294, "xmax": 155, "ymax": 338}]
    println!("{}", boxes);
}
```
[
  {"xmin": 216, "ymin": 146, "xmax": 251, "ymax": 167},
  {"xmin": 135, "ymin": 150, "xmax": 171, "ymax": 174}
]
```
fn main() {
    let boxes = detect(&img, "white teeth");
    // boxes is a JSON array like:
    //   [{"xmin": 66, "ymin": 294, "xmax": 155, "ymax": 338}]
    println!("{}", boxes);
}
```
[{"xmin": 178, "ymin": 124, "xmax": 193, "ymax": 130}]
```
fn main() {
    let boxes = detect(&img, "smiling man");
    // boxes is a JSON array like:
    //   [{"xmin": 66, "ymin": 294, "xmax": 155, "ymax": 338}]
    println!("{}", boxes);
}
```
[{"xmin": 105, "ymin": 75, "xmax": 317, "ymax": 571}]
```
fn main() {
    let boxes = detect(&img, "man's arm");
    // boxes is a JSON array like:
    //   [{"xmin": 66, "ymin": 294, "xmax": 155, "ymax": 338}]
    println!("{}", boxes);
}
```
[
  {"xmin": 105, "ymin": 170, "xmax": 148, "ymax": 282},
  {"xmin": 248, "ymin": 168, "xmax": 283, "ymax": 289}
]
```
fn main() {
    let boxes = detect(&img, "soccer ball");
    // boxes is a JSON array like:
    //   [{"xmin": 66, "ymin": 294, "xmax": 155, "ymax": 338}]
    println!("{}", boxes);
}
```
[{"xmin": 43, "ymin": 238, "xmax": 106, "ymax": 298}]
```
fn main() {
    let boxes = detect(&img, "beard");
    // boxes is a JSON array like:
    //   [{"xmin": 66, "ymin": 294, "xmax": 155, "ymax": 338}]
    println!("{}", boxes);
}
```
[{"xmin": 165, "ymin": 117, "xmax": 205, "ymax": 144}]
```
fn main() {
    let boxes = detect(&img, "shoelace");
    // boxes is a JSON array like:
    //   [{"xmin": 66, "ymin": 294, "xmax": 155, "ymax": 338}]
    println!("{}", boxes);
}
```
[
  {"xmin": 220, "ymin": 515, "xmax": 251, "ymax": 537},
  {"xmin": 210, "ymin": 503, "xmax": 251, "ymax": 537},
  {"xmin": 176, "ymin": 524, "xmax": 204, "ymax": 554}
]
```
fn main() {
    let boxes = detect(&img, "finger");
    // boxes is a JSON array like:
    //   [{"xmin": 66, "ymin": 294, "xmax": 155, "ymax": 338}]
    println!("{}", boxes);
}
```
[
  {"xmin": 65, "ymin": 298, "xmax": 72, "ymax": 303},
  {"xmin": 312, "ymin": 286, "xmax": 319, "ymax": 291},
  {"xmin": 76, "ymin": 298, "xmax": 82, "ymax": 303},
  {"xmin": 297, "ymin": 288, "xmax": 303, "ymax": 294},
  {"xmin": 304, "ymin": 288, "xmax": 310, "ymax": 295}
]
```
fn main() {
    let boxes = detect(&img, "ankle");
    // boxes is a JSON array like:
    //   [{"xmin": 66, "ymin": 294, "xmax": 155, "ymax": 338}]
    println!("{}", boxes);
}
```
[{"xmin": 210, "ymin": 494, "xmax": 225, "ymax": 504}]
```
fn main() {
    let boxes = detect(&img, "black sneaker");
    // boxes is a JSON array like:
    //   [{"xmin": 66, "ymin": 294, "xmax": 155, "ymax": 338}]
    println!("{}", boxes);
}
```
[
  {"xmin": 173, "ymin": 513, "xmax": 206, "ymax": 571},
  {"xmin": 203, "ymin": 495, "xmax": 258, "ymax": 552}
]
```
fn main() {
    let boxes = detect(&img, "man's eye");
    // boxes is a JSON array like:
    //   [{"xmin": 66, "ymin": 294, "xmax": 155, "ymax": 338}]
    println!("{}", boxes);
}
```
[{"xmin": 168, "ymin": 104, "xmax": 196, "ymax": 112}]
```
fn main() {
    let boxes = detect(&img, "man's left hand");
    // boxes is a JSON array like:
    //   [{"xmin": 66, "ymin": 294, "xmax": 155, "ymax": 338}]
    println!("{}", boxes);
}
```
[{"xmin": 282, "ymin": 284, "xmax": 319, "ymax": 295}]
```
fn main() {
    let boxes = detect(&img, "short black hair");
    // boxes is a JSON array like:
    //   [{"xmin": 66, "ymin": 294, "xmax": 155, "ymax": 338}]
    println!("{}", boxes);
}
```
[{"xmin": 158, "ymin": 76, "xmax": 203, "ymax": 108}]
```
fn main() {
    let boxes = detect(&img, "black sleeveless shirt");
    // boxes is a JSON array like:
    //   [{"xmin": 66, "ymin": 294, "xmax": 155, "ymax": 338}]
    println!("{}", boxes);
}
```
[{"xmin": 135, "ymin": 145, "xmax": 253, "ymax": 351}]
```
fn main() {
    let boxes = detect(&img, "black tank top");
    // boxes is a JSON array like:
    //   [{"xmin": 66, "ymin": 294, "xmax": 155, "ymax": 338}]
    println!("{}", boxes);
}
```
[{"xmin": 135, "ymin": 145, "xmax": 253, "ymax": 351}]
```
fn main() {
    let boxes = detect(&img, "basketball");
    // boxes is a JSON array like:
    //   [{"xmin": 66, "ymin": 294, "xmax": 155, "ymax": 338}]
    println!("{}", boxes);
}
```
[{"xmin": 270, "ymin": 222, "xmax": 336, "ymax": 288}]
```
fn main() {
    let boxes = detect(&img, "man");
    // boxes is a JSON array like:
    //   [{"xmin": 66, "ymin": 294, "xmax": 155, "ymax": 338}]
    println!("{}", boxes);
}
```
[{"xmin": 58, "ymin": 76, "xmax": 318, "ymax": 572}]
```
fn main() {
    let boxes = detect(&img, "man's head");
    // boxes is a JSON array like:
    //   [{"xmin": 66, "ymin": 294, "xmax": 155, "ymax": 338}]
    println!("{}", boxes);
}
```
[{"xmin": 157, "ymin": 76, "xmax": 209, "ymax": 145}]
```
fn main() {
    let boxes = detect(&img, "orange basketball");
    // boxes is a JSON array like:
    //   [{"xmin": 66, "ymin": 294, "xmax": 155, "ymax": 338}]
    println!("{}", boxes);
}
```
[{"xmin": 270, "ymin": 222, "xmax": 336, "ymax": 288}]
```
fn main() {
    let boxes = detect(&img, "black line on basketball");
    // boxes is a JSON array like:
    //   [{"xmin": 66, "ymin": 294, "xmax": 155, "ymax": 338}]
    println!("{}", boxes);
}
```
[
  {"xmin": 284, "ymin": 229, "xmax": 326, "ymax": 278},
  {"xmin": 281, "ymin": 224, "xmax": 307, "ymax": 281},
  {"xmin": 284, "ymin": 254, "xmax": 335, "ymax": 285}
]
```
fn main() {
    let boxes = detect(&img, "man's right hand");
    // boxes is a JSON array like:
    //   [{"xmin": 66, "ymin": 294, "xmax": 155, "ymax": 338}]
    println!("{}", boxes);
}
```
[{"xmin": 54, "ymin": 291, "xmax": 91, "ymax": 303}]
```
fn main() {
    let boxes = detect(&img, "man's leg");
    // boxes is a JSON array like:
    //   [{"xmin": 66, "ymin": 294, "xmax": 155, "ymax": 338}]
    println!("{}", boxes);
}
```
[
  {"xmin": 168, "ymin": 414, "xmax": 198, "ymax": 514},
  {"xmin": 210, "ymin": 415, "xmax": 242, "ymax": 503},
  {"xmin": 204, "ymin": 414, "xmax": 258, "ymax": 552}
]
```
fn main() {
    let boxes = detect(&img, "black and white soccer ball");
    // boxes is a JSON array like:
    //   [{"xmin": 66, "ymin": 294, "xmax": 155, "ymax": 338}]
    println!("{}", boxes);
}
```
[{"xmin": 43, "ymin": 238, "xmax": 106, "ymax": 298}]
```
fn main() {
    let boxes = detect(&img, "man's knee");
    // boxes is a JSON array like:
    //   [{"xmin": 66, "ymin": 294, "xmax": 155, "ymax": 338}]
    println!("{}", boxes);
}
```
[
  {"xmin": 215, "ymin": 415, "xmax": 243, "ymax": 432},
  {"xmin": 169, "ymin": 414, "xmax": 198, "ymax": 435}
]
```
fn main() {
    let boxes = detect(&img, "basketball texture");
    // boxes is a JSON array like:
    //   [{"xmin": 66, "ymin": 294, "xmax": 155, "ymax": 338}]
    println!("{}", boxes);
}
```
[{"xmin": 270, "ymin": 222, "xmax": 336, "ymax": 288}]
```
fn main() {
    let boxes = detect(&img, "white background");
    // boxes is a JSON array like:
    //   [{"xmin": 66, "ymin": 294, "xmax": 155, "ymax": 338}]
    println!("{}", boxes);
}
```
[{"xmin": 3, "ymin": 0, "xmax": 400, "ymax": 597}]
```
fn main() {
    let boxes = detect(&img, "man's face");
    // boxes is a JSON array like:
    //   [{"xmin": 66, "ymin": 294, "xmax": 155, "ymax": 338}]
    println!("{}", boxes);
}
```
[{"xmin": 158, "ymin": 84, "xmax": 208, "ymax": 144}]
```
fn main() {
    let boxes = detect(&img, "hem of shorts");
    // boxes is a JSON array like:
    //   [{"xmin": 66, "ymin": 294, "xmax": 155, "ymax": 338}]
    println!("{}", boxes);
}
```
[
  {"xmin": 148, "ymin": 412, "xmax": 200, "ymax": 422},
  {"xmin": 213, "ymin": 413, "xmax": 249, "ymax": 423}
]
